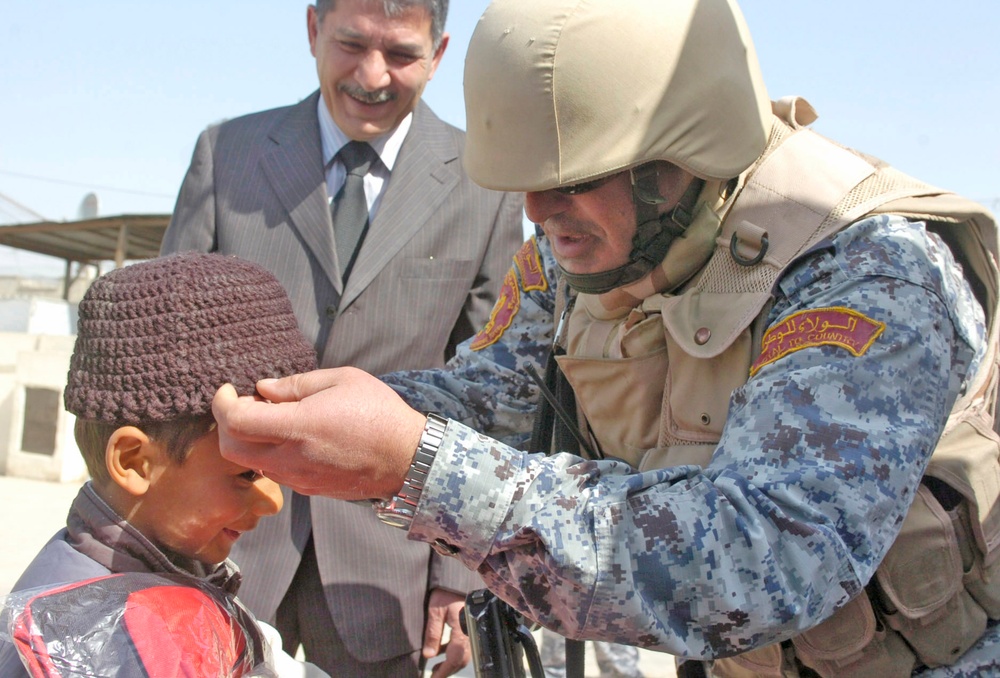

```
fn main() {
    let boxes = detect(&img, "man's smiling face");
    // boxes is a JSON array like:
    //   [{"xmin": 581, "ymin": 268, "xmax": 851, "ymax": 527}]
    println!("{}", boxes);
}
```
[{"xmin": 308, "ymin": 0, "xmax": 448, "ymax": 141}]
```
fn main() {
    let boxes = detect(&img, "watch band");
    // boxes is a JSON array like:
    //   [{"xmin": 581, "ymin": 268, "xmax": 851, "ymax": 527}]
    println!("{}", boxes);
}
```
[{"xmin": 372, "ymin": 413, "xmax": 448, "ymax": 529}]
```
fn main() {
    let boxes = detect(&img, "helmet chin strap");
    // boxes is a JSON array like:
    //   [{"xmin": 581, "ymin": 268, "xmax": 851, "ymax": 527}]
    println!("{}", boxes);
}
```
[{"xmin": 561, "ymin": 167, "xmax": 705, "ymax": 295}]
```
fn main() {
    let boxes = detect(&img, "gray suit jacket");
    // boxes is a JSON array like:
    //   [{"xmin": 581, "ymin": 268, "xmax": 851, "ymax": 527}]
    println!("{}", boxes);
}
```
[{"xmin": 160, "ymin": 91, "xmax": 525, "ymax": 662}]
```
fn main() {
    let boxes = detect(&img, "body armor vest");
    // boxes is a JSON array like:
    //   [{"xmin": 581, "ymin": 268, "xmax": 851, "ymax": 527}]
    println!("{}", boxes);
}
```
[{"xmin": 553, "ymin": 98, "xmax": 1000, "ymax": 676}]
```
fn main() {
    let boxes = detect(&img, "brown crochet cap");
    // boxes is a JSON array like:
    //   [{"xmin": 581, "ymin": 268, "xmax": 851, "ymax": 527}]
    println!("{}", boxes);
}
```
[{"xmin": 65, "ymin": 252, "xmax": 318, "ymax": 424}]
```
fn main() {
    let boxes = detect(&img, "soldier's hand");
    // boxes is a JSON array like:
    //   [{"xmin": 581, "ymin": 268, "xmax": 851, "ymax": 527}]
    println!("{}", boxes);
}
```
[{"xmin": 212, "ymin": 367, "xmax": 426, "ymax": 500}]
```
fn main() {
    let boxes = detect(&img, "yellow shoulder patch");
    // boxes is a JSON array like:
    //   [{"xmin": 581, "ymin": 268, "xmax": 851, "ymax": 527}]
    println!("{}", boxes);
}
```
[
  {"xmin": 750, "ymin": 306, "xmax": 885, "ymax": 376},
  {"xmin": 470, "ymin": 238, "xmax": 546, "ymax": 351},
  {"xmin": 514, "ymin": 236, "xmax": 548, "ymax": 292}
]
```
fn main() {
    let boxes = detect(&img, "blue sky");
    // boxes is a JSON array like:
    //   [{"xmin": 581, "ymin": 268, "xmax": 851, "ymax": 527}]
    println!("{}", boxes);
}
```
[{"xmin": 2, "ymin": 1, "xmax": 998, "ymax": 276}]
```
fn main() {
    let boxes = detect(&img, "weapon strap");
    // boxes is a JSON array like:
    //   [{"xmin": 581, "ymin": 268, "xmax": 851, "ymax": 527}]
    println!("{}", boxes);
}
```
[{"xmin": 526, "ymin": 293, "xmax": 590, "ymax": 678}]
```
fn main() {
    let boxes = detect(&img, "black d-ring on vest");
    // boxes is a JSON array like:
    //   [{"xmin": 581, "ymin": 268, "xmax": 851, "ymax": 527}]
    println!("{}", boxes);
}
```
[{"xmin": 730, "ymin": 232, "xmax": 769, "ymax": 266}]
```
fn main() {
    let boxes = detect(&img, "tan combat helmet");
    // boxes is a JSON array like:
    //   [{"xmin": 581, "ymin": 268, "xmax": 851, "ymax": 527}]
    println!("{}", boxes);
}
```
[
  {"xmin": 463, "ymin": 0, "xmax": 773, "ymax": 294},
  {"xmin": 464, "ymin": 0, "xmax": 771, "ymax": 192}
]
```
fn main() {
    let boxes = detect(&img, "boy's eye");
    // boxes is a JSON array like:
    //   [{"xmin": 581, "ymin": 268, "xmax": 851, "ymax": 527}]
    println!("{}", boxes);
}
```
[{"xmin": 240, "ymin": 470, "xmax": 263, "ymax": 482}]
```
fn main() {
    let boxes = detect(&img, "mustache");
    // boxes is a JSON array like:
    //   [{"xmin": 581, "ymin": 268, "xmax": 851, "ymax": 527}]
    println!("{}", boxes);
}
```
[
  {"xmin": 542, "ymin": 217, "xmax": 598, "ymax": 239},
  {"xmin": 338, "ymin": 84, "xmax": 396, "ymax": 104}
]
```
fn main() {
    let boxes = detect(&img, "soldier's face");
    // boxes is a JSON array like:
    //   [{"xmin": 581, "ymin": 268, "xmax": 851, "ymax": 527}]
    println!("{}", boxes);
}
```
[
  {"xmin": 525, "ymin": 163, "xmax": 698, "ymax": 277},
  {"xmin": 525, "ymin": 172, "xmax": 637, "ymax": 276}
]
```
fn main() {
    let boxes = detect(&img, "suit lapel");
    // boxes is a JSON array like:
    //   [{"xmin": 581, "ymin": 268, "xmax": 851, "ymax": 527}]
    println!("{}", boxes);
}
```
[
  {"xmin": 260, "ymin": 91, "xmax": 343, "ymax": 294},
  {"xmin": 339, "ymin": 101, "xmax": 460, "ymax": 309}
]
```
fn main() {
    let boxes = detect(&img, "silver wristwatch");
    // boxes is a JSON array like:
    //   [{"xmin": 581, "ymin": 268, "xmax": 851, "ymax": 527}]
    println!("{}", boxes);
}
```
[{"xmin": 372, "ymin": 413, "xmax": 448, "ymax": 529}]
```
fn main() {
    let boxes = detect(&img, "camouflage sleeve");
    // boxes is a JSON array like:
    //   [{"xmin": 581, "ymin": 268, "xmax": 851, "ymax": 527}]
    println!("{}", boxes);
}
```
[
  {"xmin": 407, "ymin": 216, "xmax": 987, "ymax": 659},
  {"xmin": 382, "ymin": 232, "xmax": 559, "ymax": 449}
]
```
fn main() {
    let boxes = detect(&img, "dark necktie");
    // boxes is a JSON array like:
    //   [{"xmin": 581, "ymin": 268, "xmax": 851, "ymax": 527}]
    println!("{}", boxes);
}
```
[{"xmin": 331, "ymin": 141, "xmax": 376, "ymax": 283}]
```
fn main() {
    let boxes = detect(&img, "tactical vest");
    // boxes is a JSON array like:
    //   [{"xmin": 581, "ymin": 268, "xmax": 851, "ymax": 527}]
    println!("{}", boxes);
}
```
[{"xmin": 553, "ymin": 98, "xmax": 1000, "ymax": 677}]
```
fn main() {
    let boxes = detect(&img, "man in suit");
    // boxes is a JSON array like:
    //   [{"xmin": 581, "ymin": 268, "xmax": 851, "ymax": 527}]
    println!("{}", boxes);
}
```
[{"xmin": 159, "ymin": 1, "xmax": 525, "ymax": 676}]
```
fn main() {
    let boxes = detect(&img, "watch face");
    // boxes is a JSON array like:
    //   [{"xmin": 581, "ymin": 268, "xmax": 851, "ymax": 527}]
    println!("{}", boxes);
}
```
[{"xmin": 373, "ymin": 502, "xmax": 414, "ymax": 530}]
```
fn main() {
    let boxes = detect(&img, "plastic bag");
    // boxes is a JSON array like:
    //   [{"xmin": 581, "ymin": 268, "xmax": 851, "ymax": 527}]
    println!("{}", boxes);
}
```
[{"xmin": 1, "ymin": 571, "xmax": 275, "ymax": 677}]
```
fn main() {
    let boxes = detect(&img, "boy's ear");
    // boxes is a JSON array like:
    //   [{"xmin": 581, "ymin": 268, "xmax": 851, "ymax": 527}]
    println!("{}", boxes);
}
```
[{"xmin": 106, "ymin": 426, "xmax": 158, "ymax": 496}]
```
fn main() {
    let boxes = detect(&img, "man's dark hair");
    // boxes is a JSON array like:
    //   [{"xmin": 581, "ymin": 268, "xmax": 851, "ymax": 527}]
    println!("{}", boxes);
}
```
[{"xmin": 315, "ymin": 0, "xmax": 449, "ymax": 49}]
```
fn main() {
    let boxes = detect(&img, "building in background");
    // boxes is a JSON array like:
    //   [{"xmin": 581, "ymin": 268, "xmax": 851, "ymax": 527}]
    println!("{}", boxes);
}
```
[{"xmin": 0, "ymin": 210, "xmax": 169, "ymax": 482}]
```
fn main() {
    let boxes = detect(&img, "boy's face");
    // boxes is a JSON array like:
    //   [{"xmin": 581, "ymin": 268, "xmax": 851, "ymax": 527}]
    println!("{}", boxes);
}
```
[{"xmin": 129, "ymin": 428, "xmax": 283, "ymax": 565}]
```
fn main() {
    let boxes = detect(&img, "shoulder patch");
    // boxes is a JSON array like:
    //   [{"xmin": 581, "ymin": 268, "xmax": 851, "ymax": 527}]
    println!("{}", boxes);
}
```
[
  {"xmin": 471, "ymin": 269, "xmax": 521, "ymax": 351},
  {"xmin": 470, "ymin": 238, "xmax": 548, "ymax": 351},
  {"xmin": 751, "ymin": 306, "xmax": 886, "ymax": 376},
  {"xmin": 514, "ymin": 237, "xmax": 548, "ymax": 292}
]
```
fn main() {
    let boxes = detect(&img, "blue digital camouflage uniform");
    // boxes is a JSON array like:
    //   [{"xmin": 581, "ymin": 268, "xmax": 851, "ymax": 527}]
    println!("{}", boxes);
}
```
[{"xmin": 382, "ymin": 215, "xmax": 1000, "ymax": 675}]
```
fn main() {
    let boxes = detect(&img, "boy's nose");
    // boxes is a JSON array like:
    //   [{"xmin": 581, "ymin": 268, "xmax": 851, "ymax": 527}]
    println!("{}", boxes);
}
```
[{"xmin": 252, "ymin": 477, "xmax": 284, "ymax": 516}]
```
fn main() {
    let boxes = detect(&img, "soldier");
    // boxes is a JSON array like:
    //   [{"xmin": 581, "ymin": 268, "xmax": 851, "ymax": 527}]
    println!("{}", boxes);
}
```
[{"xmin": 212, "ymin": 0, "xmax": 1000, "ymax": 675}]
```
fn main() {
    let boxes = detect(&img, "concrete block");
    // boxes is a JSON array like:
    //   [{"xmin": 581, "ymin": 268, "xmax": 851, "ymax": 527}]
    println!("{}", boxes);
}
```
[
  {"xmin": 0, "ymin": 299, "xmax": 77, "ymax": 336},
  {"xmin": 36, "ymin": 334, "xmax": 77, "ymax": 353},
  {"xmin": 0, "ymin": 332, "xmax": 39, "ymax": 370},
  {"xmin": 0, "ymin": 373, "xmax": 15, "ymax": 473},
  {"xmin": 4, "ymin": 348, "xmax": 87, "ymax": 483}
]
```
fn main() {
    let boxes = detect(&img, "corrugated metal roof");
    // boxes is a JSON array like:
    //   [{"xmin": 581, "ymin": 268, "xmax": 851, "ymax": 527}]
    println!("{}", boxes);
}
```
[{"xmin": 0, "ymin": 214, "xmax": 169, "ymax": 266}]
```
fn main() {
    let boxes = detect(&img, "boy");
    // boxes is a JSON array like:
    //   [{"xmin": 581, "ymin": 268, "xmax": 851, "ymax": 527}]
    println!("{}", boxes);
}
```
[{"xmin": 0, "ymin": 253, "xmax": 322, "ymax": 676}]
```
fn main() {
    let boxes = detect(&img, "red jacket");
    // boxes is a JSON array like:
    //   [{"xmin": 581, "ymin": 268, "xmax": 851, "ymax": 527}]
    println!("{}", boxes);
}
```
[{"xmin": 6, "ymin": 571, "xmax": 268, "ymax": 677}]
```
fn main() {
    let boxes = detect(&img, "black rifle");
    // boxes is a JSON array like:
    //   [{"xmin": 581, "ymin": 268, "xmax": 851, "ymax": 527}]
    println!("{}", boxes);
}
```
[{"xmin": 462, "ymin": 589, "xmax": 544, "ymax": 678}]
